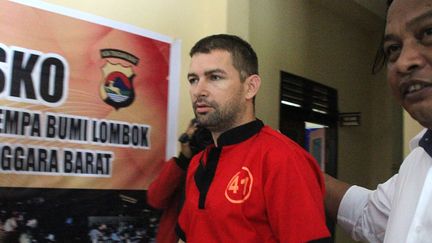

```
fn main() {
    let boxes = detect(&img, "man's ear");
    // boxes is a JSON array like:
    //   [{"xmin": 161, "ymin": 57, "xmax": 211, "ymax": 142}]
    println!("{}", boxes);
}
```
[{"xmin": 244, "ymin": 74, "xmax": 261, "ymax": 100}]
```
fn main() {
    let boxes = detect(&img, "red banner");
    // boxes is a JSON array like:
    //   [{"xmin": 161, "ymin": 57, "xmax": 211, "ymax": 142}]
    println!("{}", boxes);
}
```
[
  {"xmin": 0, "ymin": 0, "xmax": 180, "ymax": 190},
  {"xmin": 0, "ymin": 1, "xmax": 180, "ymax": 241}
]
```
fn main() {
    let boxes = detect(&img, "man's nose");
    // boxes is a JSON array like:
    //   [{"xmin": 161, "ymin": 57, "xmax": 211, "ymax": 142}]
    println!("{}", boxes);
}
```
[
  {"xmin": 191, "ymin": 79, "xmax": 209, "ymax": 97},
  {"xmin": 395, "ymin": 41, "xmax": 426, "ymax": 74}
]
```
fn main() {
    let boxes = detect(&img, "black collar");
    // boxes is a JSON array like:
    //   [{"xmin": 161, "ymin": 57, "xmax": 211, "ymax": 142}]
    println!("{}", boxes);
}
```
[
  {"xmin": 419, "ymin": 129, "xmax": 432, "ymax": 158},
  {"xmin": 194, "ymin": 119, "xmax": 264, "ymax": 209},
  {"xmin": 216, "ymin": 119, "xmax": 264, "ymax": 147}
]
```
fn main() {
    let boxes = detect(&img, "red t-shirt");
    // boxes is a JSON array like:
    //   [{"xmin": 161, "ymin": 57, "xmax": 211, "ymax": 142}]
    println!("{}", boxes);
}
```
[{"xmin": 178, "ymin": 120, "xmax": 329, "ymax": 242}]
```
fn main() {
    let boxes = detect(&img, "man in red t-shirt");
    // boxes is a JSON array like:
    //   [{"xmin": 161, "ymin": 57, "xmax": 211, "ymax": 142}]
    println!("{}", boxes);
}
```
[{"xmin": 177, "ymin": 34, "xmax": 330, "ymax": 242}]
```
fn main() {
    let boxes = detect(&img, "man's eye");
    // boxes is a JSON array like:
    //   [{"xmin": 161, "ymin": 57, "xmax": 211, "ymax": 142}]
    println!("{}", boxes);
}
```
[
  {"xmin": 210, "ymin": 75, "xmax": 222, "ymax": 81},
  {"xmin": 383, "ymin": 44, "xmax": 401, "ymax": 62},
  {"xmin": 188, "ymin": 77, "xmax": 198, "ymax": 84},
  {"xmin": 422, "ymin": 27, "xmax": 432, "ymax": 40}
]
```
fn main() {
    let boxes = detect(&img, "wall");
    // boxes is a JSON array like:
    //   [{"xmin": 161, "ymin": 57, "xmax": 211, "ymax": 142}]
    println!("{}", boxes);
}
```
[
  {"xmin": 404, "ymin": 111, "xmax": 424, "ymax": 156},
  {"xmin": 248, "ymin": 1, "xmax": 401, "ymax": 242}
]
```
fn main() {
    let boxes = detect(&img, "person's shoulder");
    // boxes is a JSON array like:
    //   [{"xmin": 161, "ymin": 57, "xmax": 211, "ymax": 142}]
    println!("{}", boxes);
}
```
[
  {"xmin": 259, "ymin": 125, "xmax": 303, "ymax": 148},
  {"xmin": 256, "ymin": 125, "xmax": 311, "ymax": 158},
  {"xmin": 409, "ymin": 128, "xmax": 428, "ymax": 150},
  {"xmin": 257, "ymin": 126, "xmax": 322, "ymax": 176}
]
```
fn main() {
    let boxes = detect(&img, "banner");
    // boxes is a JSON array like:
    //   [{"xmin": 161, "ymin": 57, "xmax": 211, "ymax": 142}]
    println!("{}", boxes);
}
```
[{"xmin": 0, "ymin": 0, "xmax": 180, "ymax": 242}]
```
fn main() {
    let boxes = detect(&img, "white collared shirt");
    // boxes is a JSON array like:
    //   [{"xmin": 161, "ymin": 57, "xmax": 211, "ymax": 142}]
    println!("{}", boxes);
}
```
[{"xmin": 338, "ymin": 129, "xmax": 432, "ymax": 243}]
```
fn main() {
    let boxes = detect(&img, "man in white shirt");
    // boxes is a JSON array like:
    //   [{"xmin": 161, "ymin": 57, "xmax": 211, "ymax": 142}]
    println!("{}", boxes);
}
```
[{"xmin": 325, "ymin": 0, "xmax": 432, "ymax": 242}]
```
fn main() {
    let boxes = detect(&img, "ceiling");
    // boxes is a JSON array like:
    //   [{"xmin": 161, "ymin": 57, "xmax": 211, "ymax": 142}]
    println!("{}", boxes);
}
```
[{"xmin": 319, "ymin": 0, "xmax": 388, "ymax": 32}]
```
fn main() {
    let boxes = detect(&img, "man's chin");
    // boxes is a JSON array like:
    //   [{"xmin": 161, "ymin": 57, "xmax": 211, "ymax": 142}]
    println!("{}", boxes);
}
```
[
  {"xmin": 195, "ymin": 118, "xmax": 216, "ymax": 130},
  {"xmin": 194, "ymin": 117, "xmax": 206, "ymax": 126},
  {"xmin": 405, "ymin": 103, "xmax": 432, "ymax": 129}
]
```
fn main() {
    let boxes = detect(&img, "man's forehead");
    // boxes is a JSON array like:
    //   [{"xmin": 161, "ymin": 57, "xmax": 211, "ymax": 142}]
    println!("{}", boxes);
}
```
[
  {"xmin": 191, "ymin": 49, "xmax": 232, "ymax": 59},
  {"xmin": 190, "ymin": 51, "xmax": 233, "ymax": 67},
  {"xmin": 386, "ymin": 0, "xmax": 432, "ymax": 31},
  {"xmin": 387, "ymin": 0, "xmax": 432, "ymax": 17}
]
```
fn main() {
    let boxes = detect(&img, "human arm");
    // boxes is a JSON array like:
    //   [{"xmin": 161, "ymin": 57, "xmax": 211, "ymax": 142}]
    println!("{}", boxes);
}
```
[
  {"xmin": 324, "ymin": 173, "xmax": 352, "ymax": 221},
  {"xmin": 147, "ymin": 157, "xmax": 187, "ymax": 209},
  {"xmin": 147, "ymin": 120, "xmax": 198, "ymax": 208},
  {"xmin": 335, "ymin": 175, "xmax": 396, "ymax": 242}
]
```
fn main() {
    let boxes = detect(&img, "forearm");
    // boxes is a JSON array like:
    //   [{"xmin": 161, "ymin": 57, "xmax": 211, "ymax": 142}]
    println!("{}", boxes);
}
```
[
  {"xmin": 324, "ymin": 173, "xmax": 352, "ymax": 221},
  {"xmin": 147, "ymin": 159, "xmax": 186, "ymax": 208}
]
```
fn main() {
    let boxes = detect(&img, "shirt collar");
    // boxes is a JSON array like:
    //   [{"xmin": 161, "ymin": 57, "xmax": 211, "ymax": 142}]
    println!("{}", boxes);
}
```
[
  {"xmin": 419, "ymin": 129, "xmax": 432, "ymax": 158},
  {"xmin": 410, "ymin": 128, "xmax": 428, "ymax": 151},
  {"xmin": 216, "ymin": 119, "xmax": 264, "ymax": 147}
]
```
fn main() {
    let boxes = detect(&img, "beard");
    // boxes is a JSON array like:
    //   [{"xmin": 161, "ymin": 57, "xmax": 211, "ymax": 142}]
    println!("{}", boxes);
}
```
[{"xmin": 194, "ymin": 97, "xmax": 245, "ymax": 133}]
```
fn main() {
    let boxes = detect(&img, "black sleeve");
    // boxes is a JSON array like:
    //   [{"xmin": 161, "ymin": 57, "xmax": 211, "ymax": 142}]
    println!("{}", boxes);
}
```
[
  {"xmin": 308, "ymin": 237, "xmax": 332, "ymax": 243},
  {"xmin": 174, "ymin": 152, "xmax": 191, "ymax": 171}
]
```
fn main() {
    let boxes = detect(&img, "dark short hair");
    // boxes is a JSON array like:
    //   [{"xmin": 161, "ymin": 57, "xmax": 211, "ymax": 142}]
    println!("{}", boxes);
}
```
[
  {"xmin": 189, "ymin": 34, "xmax": 258, "ymax": 81},
  {"xmin": 371, "ymin": 0, "xmax": 394, "ymax": 74}
]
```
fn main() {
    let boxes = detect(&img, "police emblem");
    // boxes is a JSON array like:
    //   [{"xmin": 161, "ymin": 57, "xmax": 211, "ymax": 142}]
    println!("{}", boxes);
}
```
[{"xmin": 99, "ymin": 49, "xmax": 140, "ymax": 109}]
